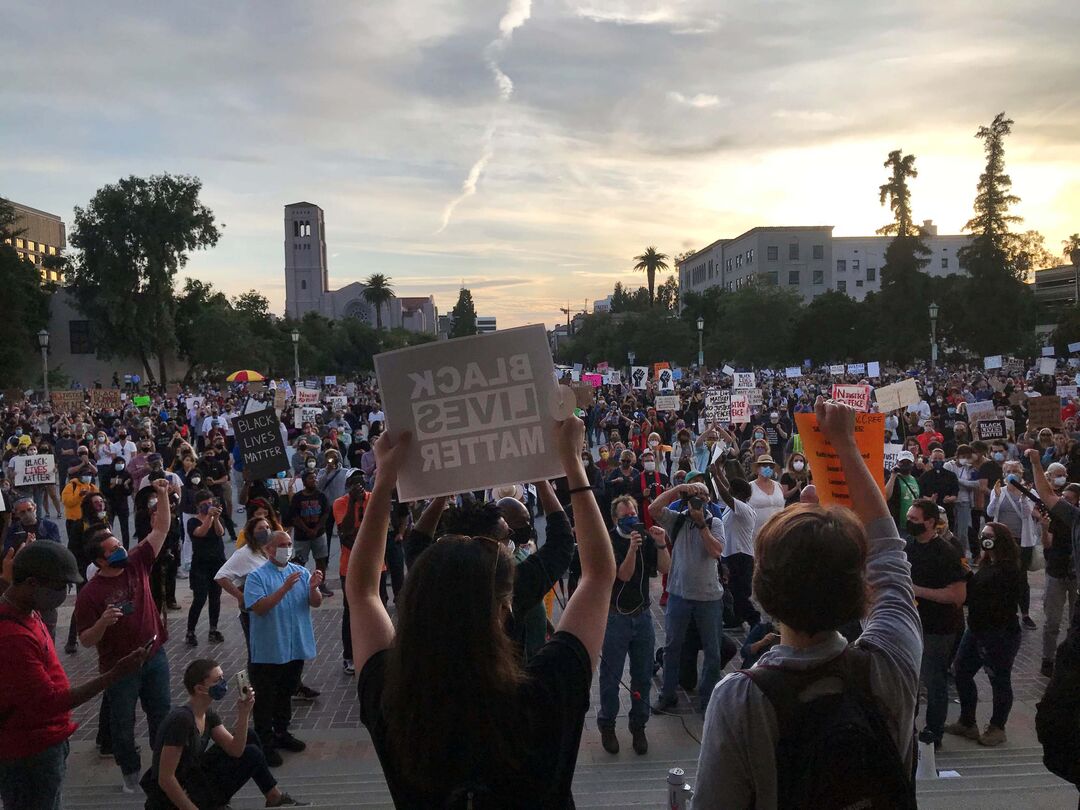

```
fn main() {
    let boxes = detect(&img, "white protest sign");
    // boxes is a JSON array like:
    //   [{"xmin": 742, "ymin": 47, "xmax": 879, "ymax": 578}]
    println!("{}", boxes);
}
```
[
  {"xmin": 657, "ymin": 368, "xmax": 675, "ymax": 392},
  {"xmin": 14, "ymin": 454, "xmax": 56, "ymax": 485},
  {"xmin": 847, "ymin": 363, "xmax": 866, "ymax": 375},
  {"xmin": 746, "ymin": 388, "xmax": 764, "ymax": 408},
  {"xmin": 984, "ymin": 355, "xmax": 1003, "ymax": 370},
  {"xmin": 608, "ymin": 369, "xmax": 621, "ymax": 385},
  {"xmin": 324, "ymin": 375, "xmax": 337, "ymax": 386},
  {"xmin": 295, "ymin": 387, "xmax": 320, "ymax": 406},
  {"xmin": 785, "ymin": 367, "xmax": 802, "ymax": 379},
  {"xmin": 705, "ymin": 390, "xmax": 730, "ymax": 423},
  {"xmin": 345, "ymin": 382, "xmax": 357, "ymax": 396},
  {"xmin": 883, "ymin": 443, "xmax": 904, "ymax": 473},
  {"xmin": 654, "ymin": 395, "xmax": 681, "ymax": 412},
  {"xmin": 866, "ymin": 361, "xmax": 881, "ymax": 379},
  {"xmin": 328, "ymin": 395, "xmax": 348, "ymax": 410},
  {"xmin": 1039, "ymin": 357, "xmax": 1057, "ymax": 376},
  {"xmin": 832, "ymin": 384, "xmax": 871, "ymax": 412},
  {"xmin": 734, "ymin": 372, "xmax": 756, "ymax": 390},
  {"xmin": 965, "ymin": 399, "xmax": 996, "ymax": 423},
  {"xmin": 730, "ymin": 394, "xmax": 751, "ymax": 424},
  {"xmin": 874, "ymin": 379, "xmax": 919, "ymax": 412},
  {"xmin": 373, "ymin": 324, "xmax": 564, "ymax": 501},
  {"xmin": 1057, "ymin": 385, "xmax": 1078, "ymax": 400},
  {"xmin": 1042, "ymin": 346, "xmax": 1056, "ymax": 357},
  {"xmin": 295, "ymin": 406, "xmax": 322, "ymax": 428},
  {"xmin": 630, "ymin": 366, "xmax": 649, "ymax": 390},
  {"xmin": 829, "ymin": 365, "xmax": 846, "ymax": 376},
  {"xmin": 722, "ymin": 364, "xmax": 736, "ymax": 376},
  {"xmin": 1070, "ymin": 342, "xmax": 1080, "ymax": 354}
]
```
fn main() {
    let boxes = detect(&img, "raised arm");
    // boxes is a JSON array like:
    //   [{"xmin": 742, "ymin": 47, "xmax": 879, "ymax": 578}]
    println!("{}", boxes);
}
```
[
  {"xmin": 346, "ymin": 431, "xmax": 411, "ymax": 672},
  {"xmin": 553, "ymin": 417, "xmax": 616, "ymax": 669},
  {"xmin": 1026, "ymin": 449, "xmax": 1062, "ymax": 512},
  {"xmin": 143, "ymin": 478, "xmax": 172, "ymax": 558}
]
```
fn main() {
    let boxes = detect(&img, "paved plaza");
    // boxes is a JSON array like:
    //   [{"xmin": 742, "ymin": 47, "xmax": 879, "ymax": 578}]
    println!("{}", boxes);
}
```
[{"xmin": 54, "ymin": 516, "xmax": 1077, "ymax": 809}]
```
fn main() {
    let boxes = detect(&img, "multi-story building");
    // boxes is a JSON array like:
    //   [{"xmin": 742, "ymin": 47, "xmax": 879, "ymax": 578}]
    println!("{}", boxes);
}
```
[
  {"xmin": 283, "ymin": 201, "xmax": 436, "ymax": 332},
  {"xmin": 677, "ymin": 221, "xmax": 972, "ymax": 305},
  {"xmin": 1034, "ymin": 264, "xmax": 1080, "ymax": 337},
  {"xmin": 476, "ymin": 316, "xmax": 497, "ymax": 334},
  {"xmin": 4, "ymin": 200, "xmax": 66, "ymax": 283}
]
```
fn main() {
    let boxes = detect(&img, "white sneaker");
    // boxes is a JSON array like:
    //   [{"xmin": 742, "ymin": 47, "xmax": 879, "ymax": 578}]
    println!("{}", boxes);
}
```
[
  {"xmin": 343, "ymin": 659, "xmax": 355, "ymax": 675},
  {"xmin": 121, "ymin": 771, "xmax": 141, "ymax": 794}
]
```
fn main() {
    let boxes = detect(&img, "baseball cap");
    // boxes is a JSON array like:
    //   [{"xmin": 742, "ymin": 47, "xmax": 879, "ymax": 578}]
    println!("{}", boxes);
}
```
[
  {"xmin": 685, "ymin": 470, "xmax": 707, "ymax": 483},
  {"xmin": 13, "ymin": 541, "xmax": 83, "ymax": 585},
  {"xmin": 897, "ymin": 451, "xmax": 915, "ymax": 462}
]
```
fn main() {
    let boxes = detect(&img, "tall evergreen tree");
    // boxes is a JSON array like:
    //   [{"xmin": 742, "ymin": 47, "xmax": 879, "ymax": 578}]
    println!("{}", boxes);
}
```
[
  {"xmin": 962, "ymin": 112, "xmax": 1022, "ymax": 251},
  {"xmin": 449, "ymin": 287, "xmax": 478, "ymax": 338},
  {"xmin": 876, "ymin": 150, "xmax": 919, "ymax": 237}
]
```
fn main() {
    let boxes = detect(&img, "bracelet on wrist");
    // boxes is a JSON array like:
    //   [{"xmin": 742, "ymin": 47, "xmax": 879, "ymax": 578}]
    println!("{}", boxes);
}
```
[{"xmin": 567, "ymin": 484, "xmax": 595, "ymax": 495}]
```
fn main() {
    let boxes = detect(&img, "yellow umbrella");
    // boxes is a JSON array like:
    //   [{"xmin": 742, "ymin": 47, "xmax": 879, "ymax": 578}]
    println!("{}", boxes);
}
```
[{"xmin": 226, "ymin": 370, "xmax": 265, "ymax": 383}]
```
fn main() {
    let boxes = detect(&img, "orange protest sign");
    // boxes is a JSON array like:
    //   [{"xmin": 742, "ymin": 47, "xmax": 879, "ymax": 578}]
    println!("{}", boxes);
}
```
[
  {"xmin": 794, "ymin": 411, "xmax": 885, "ymax": 508},
  {"xmin": 653, "ymin": 362, "xmax": 670, "ymax": 377}
]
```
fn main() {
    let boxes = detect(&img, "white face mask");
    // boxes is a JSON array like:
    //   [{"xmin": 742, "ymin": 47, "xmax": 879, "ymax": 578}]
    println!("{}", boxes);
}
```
[
  {"xmin": 1053, "ymin": 476, "xmax": 1067, "ymax": 487},
  {"xmin": 648, "ymin": 440, "xmax": 659, "ymax": 448},
  {"xmin": 792, "ymin": 461, "xmax": 805, "ymax": 472},
  {"xmin": 643, "ymin": 461, "xmax": 656, "ymax": 472},
  {"xmin": 115, "ymin": 463, "xmax": 125, "ymax": 471},
  {"xmin": 274, "ymin": 547, "xmax": 292, "ymax": 565}
]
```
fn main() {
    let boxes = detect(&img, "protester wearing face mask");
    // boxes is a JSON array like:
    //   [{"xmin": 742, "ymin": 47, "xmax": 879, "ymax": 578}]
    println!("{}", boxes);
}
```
[
  {"xmin": 885, "ymin": 451, "xmax": 921, "ymax": 529},
  {"xmin": 632, "ymin": 448, "xmax": 669, "ymax": 528},
  {"xmin": 244, "ymin": 531, "xmax": 323, "ymax": 767},
  {"xmin": 216, "ymin": 516, "xmax": 278, "ymax": 664},
  {"xmin": 918, "ymin": 447, "xmax": 960, "ymax": 528},
  {"xmin": 185, "ymin": 491, "xmax": 228, "ymax": 647},
  {"xmin": 102, "ymin": 455, "xmax": 133, "ymax": 549},
  {"xmin": 605, "ymin": 449, "xmax": 638, "ymax": 515},
  {"xmin": 332, "ymin": 473, "xmax": 371, "ymax": 675},
  {"xmin": 987, "ymin": 462, "xmax": 1041, "ymax": 629},
  {"xmin": 748, "ymin": 454, "xmax": 785, "ymax": 540},
  {"xmin": 762, "ymin": 411, "xmax": 790, "ymax": 466},
  {"xmin": 779, "ymin": 452, "xmax": 810, "ymax": 506},
  {"xmin": 903, "ymin": 498, "xmax": 967, "ymax": 750},
  {"xmin": 3, "ymin": 496, "xmax": 62, "ymax": 553},
  {"xmin": 0, "ymin": 542, "xmax": 148, "ymax": 810},
  {"xmin": 200, "ymin": 435, "xmax": 237, "ymax": 544},
  {"xmin": 145, "ymin": 658, "xmax": 307, "ymax": 809},
  {"xmin": 289, "ymin": 471, "xmax": 334, "ymax": 596},
  {"xmin": 74, "ymin": 479, "xmax": 173, "ymax": 794}
]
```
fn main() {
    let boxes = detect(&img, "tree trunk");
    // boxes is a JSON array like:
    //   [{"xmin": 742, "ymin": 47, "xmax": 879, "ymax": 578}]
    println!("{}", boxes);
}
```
[
  {"xmin": 138, "ymin": 351, "xmax": 157, "ymax": 386},
  {"xmin": 648, "ymin": 270, "xmax": 656, "ymax": 306},
  {"xmin": 158, "ymin": 353, "xmax": 168, "ymax": 389}
]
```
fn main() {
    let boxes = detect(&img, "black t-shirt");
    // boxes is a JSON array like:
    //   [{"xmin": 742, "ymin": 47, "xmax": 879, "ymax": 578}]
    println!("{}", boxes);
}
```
[
  {"xmin": 1047, "ymin": 515, "xmax": 1076, "ymax": 581},
  {"xmin": 186, "ymin": 515, "xmax": 226, "ymax": 564},
  {"xmin": 904, "ymin": 537, "xmax": 966, "ymax": 634},
  {"xmin": 976, "ymin": 460, "xmax": 1002, "ymax": 497},
  {"xmin": 609, "ymin": 528, "xmax": 657, "ymax": 613},
  {"xmin": 145, "ymin": 706, "xmax": 223, "ymax": 808},
  {"xmin": 358, "ymin": 631, "xmax": 592, "ymax": 809},
  {"xmin": 967, "ymin": 562, "xmax": 1022, "ymax": 633}
]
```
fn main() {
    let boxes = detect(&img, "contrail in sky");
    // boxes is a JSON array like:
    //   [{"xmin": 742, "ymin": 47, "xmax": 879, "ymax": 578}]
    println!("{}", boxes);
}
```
[{"xmin": 437, "ymin": 0, "xmax": 532, "ymax": 233}]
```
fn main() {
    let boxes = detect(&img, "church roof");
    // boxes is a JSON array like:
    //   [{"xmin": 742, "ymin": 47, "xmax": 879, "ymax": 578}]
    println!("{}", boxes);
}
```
[{"xmin": 284, "ymin": 201, "xmax": 322, "ymax": 210}]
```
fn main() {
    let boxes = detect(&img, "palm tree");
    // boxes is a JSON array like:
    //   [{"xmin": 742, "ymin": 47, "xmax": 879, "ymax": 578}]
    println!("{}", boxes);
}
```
[
  {"xmin": 1064, "ymin": 233, "xmax": 1080, "ymax": 262},
  {"xmin": 362, "ymin": 273, "xmax": 395, "ymax": 330},
  {"xmin": 633, "ymin": 247, "xmax": 669, "ymax": 306}
]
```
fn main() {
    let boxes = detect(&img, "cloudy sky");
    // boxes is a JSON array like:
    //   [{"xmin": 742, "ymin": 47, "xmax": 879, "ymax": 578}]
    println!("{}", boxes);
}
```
[{"xmin": 4, "ymin": 0, "xmax": 1079, "ymax": 327}]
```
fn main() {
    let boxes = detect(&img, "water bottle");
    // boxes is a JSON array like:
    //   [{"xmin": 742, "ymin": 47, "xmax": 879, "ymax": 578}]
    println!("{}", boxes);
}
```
[{"xmin": 667, "ymin": 767, "xmax": 694, "ymax": 809}]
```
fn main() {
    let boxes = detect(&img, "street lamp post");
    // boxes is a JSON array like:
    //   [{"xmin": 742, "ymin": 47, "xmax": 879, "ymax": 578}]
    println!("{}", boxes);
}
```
[
  {"xmin": 37, "ymin": 329, "xmax": 50, "ymax": 400},
  {"xmin": 697, "ymin": 316, "xmax": 704, "ymax": 369},
  {"xmin": 928, "ymin": 302, "xmax": 939, "ymax": 370},
  {"xmin": 628, "ymin": 350, "xmax": 636, "ymax": 370},
  {"xmin": 291, "ymin": 329, "xmax": 300, "ymax": 383}
]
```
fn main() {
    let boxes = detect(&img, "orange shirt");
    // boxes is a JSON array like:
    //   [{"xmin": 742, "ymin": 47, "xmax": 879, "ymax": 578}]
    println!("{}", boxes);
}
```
[{"xmin": 333, "ymin": 492, "xmax": 371, "ymax": 577}]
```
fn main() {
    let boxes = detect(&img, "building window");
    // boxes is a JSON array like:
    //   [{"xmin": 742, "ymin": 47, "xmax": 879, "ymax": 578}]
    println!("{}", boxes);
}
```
[
  {"xmin": 836, "ymin": 260, "xmax": 846, "ymax": 272},
  {"xmin": 293, "ymin": 221, "xmax": 300, "ymax": 237},
  {"xmin": 941, "ymin": 257, "xmax": 949, "ymax": 269},
  {"xmin": 15, "ymin": 238, "xmax": 24, "ymax": 249},
  {"xmin": 813, "ymin": 270, "xmax": 824, "ymax": 285},
  {"xmin": 813, "ymin": 244, "xmax": 824, "ymax": 260},
  {"xmin": 48, "ymin": 246, "xmax": 56, "ymax": 255},
  {"xmin": 866, "ymin": 267, "xmax": 876, "ymax": 282},
  {"xmin": 765, "ymin": 271, "xmax": 778, "ymax": 285},
  {"xmin": 707, "ymin": 259, "xmax": 713, "ymax": 278},
  {"xmin": 856, "ymin": 280, "xmax": 864, "ymax": 287},
  {"xmin": 852, "ymin": 260, "xmax": 861, "ymax": 272},
  {"xmin": 788, "ymin": 270, "xmax": 800, "ymax": 285},
  {"xmin": 736, "ymin": 254, "xmax": 743, "ymax": 268},
  {"xmin": 747, "ymin": 249, "xmax": 754, "ymax": 264},
  {"xmin": 837, "ymin": 280, "xmax": 847, "ymax": 293},
  {"xmin": 726, "ymin": 259, "xmax": 733, "ymax": 272},
  {"xmin": 767, "ymin": 246, "xmax": 778, "ymax": 261},
  {"xmin": 789, "ymin": 243, "xmax": 799, "ymax": 260},
  {"xmin": 69, "ymin": 320, "xmax": 93, "ymax": 355},
  {"xmin": 301, "ymin": 280, "xmax": 307, "ymax": 290}
]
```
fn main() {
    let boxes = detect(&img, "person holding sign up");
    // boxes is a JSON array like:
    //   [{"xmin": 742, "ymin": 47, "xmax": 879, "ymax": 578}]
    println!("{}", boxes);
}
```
[{"xmin": 348, "ymin": 417, "xmax": 615, "ymax": 808}]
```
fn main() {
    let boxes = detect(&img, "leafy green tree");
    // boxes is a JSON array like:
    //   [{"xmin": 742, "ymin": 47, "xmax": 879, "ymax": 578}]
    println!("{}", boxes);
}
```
[
  {"xmin": 795, "ymin": 291, "xmax": 873, "ymax": 363},
  {"xmin": 633, "ymin": 246, "xmax": 669, "ymax": 306},
  {"xmin": 66, "ymin": 174, "xmax": 221, "ymax": 384},
  {"xmin": 1007, "ymin": 230, "xmax": 1057, "ymax": 281},
  {"xmin": 655, "ymin": 275, "xmax": 679, "ymax": 312},
  {"xmin": 362, "ymin": 273, "xmax": 395, "ymax": 330},
  {"xmin": 0, "ymin": 199, "xmax": 50, "ymax": 385},
  {"xmin": 876, "ymin": 150, "xmax": 919, "ymax": 236},
  {"xmin": 962, "ymin": 112, "xmax": 1022, "ymax": 255},
  {"xmin": 449, "ymin": 287, "xmax": 478, "ymax": 338}
]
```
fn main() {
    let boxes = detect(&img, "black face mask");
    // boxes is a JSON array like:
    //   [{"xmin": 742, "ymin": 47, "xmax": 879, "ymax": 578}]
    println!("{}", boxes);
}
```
[
  {"xmin": 905, "ymin": 520, "xmax": 929, "ymax": 537},
  {"xmin": 510, "ymin": 525, "xmax": 534, "ymax": 549}
]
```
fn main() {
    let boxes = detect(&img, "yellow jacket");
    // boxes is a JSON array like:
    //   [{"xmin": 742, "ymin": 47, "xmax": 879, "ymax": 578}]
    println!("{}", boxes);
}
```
[{"xmin": 62, "ymin": 480, "xmax": 97, "ymax": 521}]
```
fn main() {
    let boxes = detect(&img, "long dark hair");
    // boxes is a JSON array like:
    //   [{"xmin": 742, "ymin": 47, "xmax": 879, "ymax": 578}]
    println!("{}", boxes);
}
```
[
  {"xmin": 982, "ymin": 521, "xmax": 1020, "ymax": 568},
  {"xmin": 381, "ymin": 536, "xmax": 525, "ymax": 792}
]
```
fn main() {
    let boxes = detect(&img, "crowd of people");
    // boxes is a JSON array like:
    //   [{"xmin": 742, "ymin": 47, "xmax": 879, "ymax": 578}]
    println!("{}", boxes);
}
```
[{"xmin": 0, "ymin": 356, "xmax": 1078, "ymax": 808}]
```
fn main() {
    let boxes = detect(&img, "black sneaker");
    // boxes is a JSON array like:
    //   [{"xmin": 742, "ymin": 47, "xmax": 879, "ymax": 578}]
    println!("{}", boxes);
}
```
[
  {"xmin": 1041, "ymin": 659, "xmax": 1055, "ymax": 678},
  {"xmin": 267, "ymin": 793, "xmax": 310, "ymax": 807},
  {"xmin": 1023, "ymin": 615, "xmax": 1037, "ymax": 630},
  {"xmin": 185, "ymin": 631, "xmax": 198, "ymax": 647},
  {"xmin": 64, "ymin": 641, "xmax": 78, "ymax": 655},
  {"xmin": 208, "ymin": 629, "xmax": 225, "ymax": 643},
  {"xmin": 318, "ymin": 583, "xmax": 334, "ymax": 597},
  {"xmin": 274, "ymin": 732, "xmax": 307, "ymax": 753},
  {"xmin": 293, "ymin": 684, "xmax": 320, "ymax": 701},
  {"xmin": 599, "ymin": 727, "xmax": 619, "ymax": 754},
  {"xmin": 631, "ymin": 727, "xmax": 649, "ymax": 755},
  {"xmin": 264, "ymin": 746, "xmax": 283, "ymax": 767},
  {"xmin": 652, "ymin": 694, "xmax": 678, "ymax": 713},
  {"xmin": 918, "ymin": 728, "xmax": 941, "ymax": 751}
]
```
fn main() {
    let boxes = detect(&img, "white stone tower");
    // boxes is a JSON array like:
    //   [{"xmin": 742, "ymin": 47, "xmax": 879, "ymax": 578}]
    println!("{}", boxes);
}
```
[{"xmin": 284, "ymin": 202, "xmax": 329, "ymax": 318}]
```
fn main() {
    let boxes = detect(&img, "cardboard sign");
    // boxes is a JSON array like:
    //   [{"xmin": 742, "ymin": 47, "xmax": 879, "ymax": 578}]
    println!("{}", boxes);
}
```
[
  {"xmin": 132, "ymin": 395, "xmax": 151, "ymax": 407},
  {"xmin": 829, "ymin": 365, "xmax": 846, "ymax": 376},
  {"xmin": 873, "ymin": 379, "xmax": 920, "ymax": 413},
  {"xmin": 785, "ymin": 367, "xmax": 802, "ymax": 379},
  {"xmin": 166, "ymin": 383, "xmax": 181, "ymax": 399},
  {"xmin": 794, "ymin": 412, "xmax": 885, "ymax": 507},
  {"xmin": 1056, "ymin": 386, "xmax": 1078, "ymax": 400},
  {"xmin": 631, "ymin": 366, "xmax": 649, "ymax": 390},
  {"xmin": 831, "ymin": 384, "xmax": 871, "ymax": 412},
  {"xmin": 705, "ymin": 390, "xmax": 730, "ymax": 424},
  {"xmin": 984, "ymin": 355, "xmax": 1003, "ymax": 370},
  {"xmin": 50, "ymin": 390, "xmax": 84, "ymax": 414},
  {"xmin": 964, "ymin": 399, "xmax": 996, "ymax": 423},
  {"xmin": 568, "ymin": 381, "xmax": 595, "ymax": 409},
  {"xmin": 295, "ymin": 387, "xmax": 320, "ymax": 406},
  {"xmin": 1027, "ymin": 396, "xmax": 1062, "ymax": 430},
  {"xmin": 13, "ymin": 454, "xmax": 56, "ymax": 486},
  {"xmin": 730, "ymin": 394, "xmax": 751, "ymax": 424},
  {"xmin": 883, "ymin": 443, "xmax": 904, "ymax": 473},
  {"xmin": 847, "ymin": 363, "xmax": 866, "ymax": 375},
  {"xmin": 273, "ymin": 388, "xmax": 287, "ymax": 413},
  {"xmin": 581, "ymin": 373, "xmax": 603, "ymax": 388},
  {"xmin": 657, "ymin": 368, "xmax": 675, "ymax": 392},
  {"xmin": 976, "ymin": 419, "xmax": 1007, "ymax": 441},
  {"xmin": 1039, "ymin": 357, "xmax": 1057, "ymax": 376},
  {"xmin": 233, "ymin": 409, "xmax": 290, "ymax": 479},
  {"xmin": 89, "ymin": 388, "xmax": 122, "ymax": 411},
  {"xmin": 733, "ymin": 372, "xmax": 756, "ymax": 390},
  {"xmin": 655, "ymin": 395, "xmax": 681, "ymax": 412},
  {"xmin": 248, "ymin": 380, "xmax": 266, "ymax": 394},
  {"xmin": 373, "ymin": 324, "xmax": 563, "ymax": 501}
]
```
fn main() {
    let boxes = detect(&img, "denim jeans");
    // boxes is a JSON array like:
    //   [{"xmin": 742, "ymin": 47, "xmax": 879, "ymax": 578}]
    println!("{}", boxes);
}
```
[
  {"xmin": 0, "ymin": 739, "xmax": 68, "ymax": 810},
  {"xmin": 598, "ymin": 609, "xmax": 655, "ymax": 731},
  {"xmin": 920, "ymin": 632, "xmax": 956, "ymax": 741},
  {"xmin": 1042, "ymin": 574, "xmax": 1079, "ymax": 661},
  {"xmin": 661, "ymin": 593, "xmax": 724, "ymax": 711},
  {"xmin": 955, "ymin": 626, "xmax": 1021, "ymax": 729},
  {"xmin": 105, "ymin": 646, "xmax": 171, "ymax": 776}
]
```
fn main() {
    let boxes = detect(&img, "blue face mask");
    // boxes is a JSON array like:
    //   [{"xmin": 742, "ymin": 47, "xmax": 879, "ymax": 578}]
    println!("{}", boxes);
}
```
[
  {"xmin": 1006, "ymin": 473, "xmax": 1020, "ymax": 485},
  {"xmin": 208, "ymin": 679, "xmax": 228, "ymax": 701},
  {"xmin": 106, "ymin": 547, "xmax": 128, "ymax": 568},
  {"xmin": 993, "ymin": 452, "xmax": 1005, "ymax": 462},
  {"xmin": 759, "ymin": 466, "xmax": 775, "ymax": 479},
  {"xmin": 617, "ymin": 516, "xmax": 638, "ymax": 535}
]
